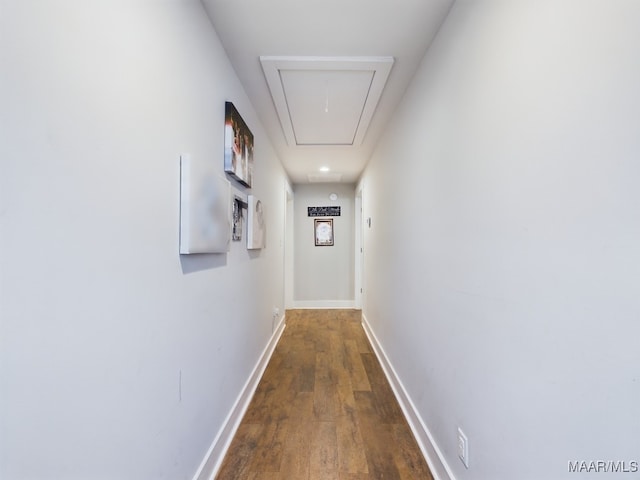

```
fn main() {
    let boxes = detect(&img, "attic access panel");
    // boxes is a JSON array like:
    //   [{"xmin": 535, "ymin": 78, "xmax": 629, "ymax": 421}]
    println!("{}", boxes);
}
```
[
  {"xmin": 280, "ymin": 69, "xmax": 373, "ymax": 145},
  {"xmin": 260, "ymin": 56, "xmax": 394, "ymax": 146}
]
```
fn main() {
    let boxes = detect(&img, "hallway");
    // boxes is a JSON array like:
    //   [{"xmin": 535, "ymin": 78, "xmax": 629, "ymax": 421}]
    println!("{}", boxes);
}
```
[
  {"xmin": 216, "ymin": 310, "xmax": 433, "ymax": 479},
  {"xmin": 4, "ymin": 2, "xmax": 640, "ymax": 479}
]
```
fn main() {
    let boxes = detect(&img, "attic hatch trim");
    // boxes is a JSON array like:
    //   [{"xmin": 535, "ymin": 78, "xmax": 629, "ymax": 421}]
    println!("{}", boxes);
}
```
[{"xmin": 260, "ymin": 56, "xmax": 394, "ymax": 147}]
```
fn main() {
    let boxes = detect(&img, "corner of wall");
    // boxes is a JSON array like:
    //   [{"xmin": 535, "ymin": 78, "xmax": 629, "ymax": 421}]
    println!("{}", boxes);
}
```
[
  {"xmin": 192, "ymin": 314, "xmax": 286, "ymax": 480},
  {"xmin": 361, "ymin": 314, "xmax": 456, "ymax": 480}
]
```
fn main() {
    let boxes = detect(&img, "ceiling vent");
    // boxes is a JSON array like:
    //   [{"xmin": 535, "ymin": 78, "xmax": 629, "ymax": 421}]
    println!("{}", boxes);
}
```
[
  {"xmin": 260, "ymin": 56, "xmax": 394, "ymax": 147},
  {"xmin": 307, "ymin": 173, "xmax": 343, "ymax": 183}
]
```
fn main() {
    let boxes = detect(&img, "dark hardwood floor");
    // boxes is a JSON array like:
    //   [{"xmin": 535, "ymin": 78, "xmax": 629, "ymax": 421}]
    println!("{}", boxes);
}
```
[{"xmin": 215, "ymin": 309, "xmax": 434, "ymax": 480}]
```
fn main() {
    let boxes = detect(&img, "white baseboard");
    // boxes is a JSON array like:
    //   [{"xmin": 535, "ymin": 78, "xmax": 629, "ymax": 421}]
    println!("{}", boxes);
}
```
[
  {"xmin": 291, "ymin": 300, "xmax": 356, "ymax": 309},
  {"xmin": 361, "ymin": 314, "xmax": 456, "ymax": 480},
  {"xmin": 192, "ymin": 314, "xmax": 286, "ymax": 480}
]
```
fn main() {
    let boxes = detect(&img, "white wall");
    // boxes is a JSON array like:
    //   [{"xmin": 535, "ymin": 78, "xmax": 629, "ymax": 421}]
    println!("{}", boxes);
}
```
[
  {"xmin": 293, "ymin": 183, "xmax": 355, "ymax": 308},
  {"xmin": 0, "ymin": 1, "xmax": 287, "ymax": 479},
  {"xmin": 359, "ymin": 1, "xmax": 640, "ymax": 479}
]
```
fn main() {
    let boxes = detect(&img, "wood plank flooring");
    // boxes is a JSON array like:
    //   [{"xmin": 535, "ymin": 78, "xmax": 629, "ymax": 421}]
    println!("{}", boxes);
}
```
[{"xmin": 215, "ymin": 309, "xmax": 433, "ymax": 480}]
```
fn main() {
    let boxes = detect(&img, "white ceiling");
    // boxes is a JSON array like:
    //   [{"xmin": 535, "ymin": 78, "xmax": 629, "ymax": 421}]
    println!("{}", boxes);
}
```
[{"xmin": 202, "ymin": 0, "xmax": 455, "ymax": 184}]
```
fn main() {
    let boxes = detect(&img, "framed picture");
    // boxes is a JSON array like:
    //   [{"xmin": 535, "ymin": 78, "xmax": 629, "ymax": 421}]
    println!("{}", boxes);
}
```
[
  {"xmin": 224, "ymin": 101, "xmax": 254, "ymax": 187},
  {"xmin": 232, "ymin": 196, "xmax": 247, "ymax": 242},
  {"xmin": 314, "ymin": 218, "xmax": 334, "ymax": 246}
]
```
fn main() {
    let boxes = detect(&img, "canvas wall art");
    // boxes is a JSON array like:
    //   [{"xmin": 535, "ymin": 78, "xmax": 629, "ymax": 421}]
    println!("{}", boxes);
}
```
[
  {"xmin": 247, "ymin": 195, "xmax": 266, "ymax": 250},
  {"xmin": 179, "ymin": 154, "xmax": 231, "ymax": 254},
  {"xmin": 224, "ymin": 102, "xmax": 254, "ymax": 187}
]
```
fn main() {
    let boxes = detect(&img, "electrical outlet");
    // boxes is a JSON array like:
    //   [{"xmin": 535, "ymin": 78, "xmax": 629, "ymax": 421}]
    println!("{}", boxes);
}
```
[
  {"xmin": 457, "ymin": 427, "xmax": 469, "ymax": 469},
  {"xmin": 272, "ymin": 307, "xmax": 280, "ymax": 319}
]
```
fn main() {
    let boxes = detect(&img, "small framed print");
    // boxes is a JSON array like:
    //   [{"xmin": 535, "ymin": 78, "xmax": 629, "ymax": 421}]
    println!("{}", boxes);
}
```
[{"xmin": 314, "ymin": 218, "xmax": 334, "ymax": 246}]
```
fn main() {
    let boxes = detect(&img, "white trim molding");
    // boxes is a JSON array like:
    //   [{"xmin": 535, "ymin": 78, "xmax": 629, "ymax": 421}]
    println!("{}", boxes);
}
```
[
  {"xmin": 260, "ymin": 56, "xmax": 394, "ymax": 147},
  {"xmin": 291, "ymin": 300, "xmax": 356, "ymax": 309},
  {"xmin": 192, "ymin": 314, "xmax": 286, "ymax": 480},
  {"xmin": 361, "ymin": 314, "xmax": 456, "ymax": 480}
]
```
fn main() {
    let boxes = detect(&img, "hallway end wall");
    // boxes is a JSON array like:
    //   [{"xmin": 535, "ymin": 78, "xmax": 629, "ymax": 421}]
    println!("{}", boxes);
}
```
[
  {"xmin": 359, "ymin": 1, "xmax": 640, "ymax": 479},
  {"xmin": 292, "ymin": 183, "xmax": 355, "ymax": 308}
]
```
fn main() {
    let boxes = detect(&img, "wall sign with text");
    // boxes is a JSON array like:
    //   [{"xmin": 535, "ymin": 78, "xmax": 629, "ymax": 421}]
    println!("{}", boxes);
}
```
[{"xmin": 307, "ymin": 206, "xmax": 341, "ymax": 217}]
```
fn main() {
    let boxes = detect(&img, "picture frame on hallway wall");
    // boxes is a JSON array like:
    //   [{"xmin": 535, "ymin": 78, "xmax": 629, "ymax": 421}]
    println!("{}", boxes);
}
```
[
  {"xmin": 232, "ymin": 196, "xmax": 247, "ymax": 242},
  {"xmin": 247, "ymin": 195, "xmax": 266, "ymax": 250},
  {"xmin": 224, "ymin": 101, "xmax": 254, "ymax": 188},
  {"xmin": 314, "ymin": 218, "xmax": 334, "ymax": 246}
]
